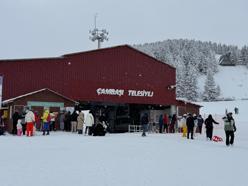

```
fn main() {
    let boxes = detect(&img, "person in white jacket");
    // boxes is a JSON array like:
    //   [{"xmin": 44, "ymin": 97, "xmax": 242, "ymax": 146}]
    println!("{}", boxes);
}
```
[
  {"xmin": 25, "ymin": 108, "xmax": 35, "ymax": 137},
  {"xmin": 85, "ymin": 111, "xmax": 94, "ymax": 135}
]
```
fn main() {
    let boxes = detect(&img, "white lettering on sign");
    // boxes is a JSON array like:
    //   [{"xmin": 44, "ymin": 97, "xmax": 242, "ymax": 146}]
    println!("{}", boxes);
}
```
[
  {"xmin": 128, "ymin": 90, "xmax": 154, "ymax": 97},
  {"xmin": 96, "ymin": 88, "xmax": 154, "ymax": 97},
  {"xmin": 96, "ymin": 88, "xmax": 124, "ymax": 97}
]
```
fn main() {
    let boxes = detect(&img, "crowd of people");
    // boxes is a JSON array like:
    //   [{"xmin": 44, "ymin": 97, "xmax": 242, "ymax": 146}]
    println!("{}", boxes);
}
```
[
  {"xmin": 141, "ymin": 112, "xmax": 237, "ymax": 146},
  {"xmin": 1, "ymin": 107, "xmax": 238, "ymax": 146},
  {"xmin": 8, "ymin": 108, "xmax": 107, "ymax": 137}
]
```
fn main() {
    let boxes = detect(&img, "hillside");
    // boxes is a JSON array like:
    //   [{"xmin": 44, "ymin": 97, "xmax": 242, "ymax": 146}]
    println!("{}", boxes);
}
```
[
  {"xmin": 199, "ymin": 65, "xmax": 248, "ymax": 100},
  {"xmin": 135, "ymin": 39, "xmax": 248, "ymax": 101}
]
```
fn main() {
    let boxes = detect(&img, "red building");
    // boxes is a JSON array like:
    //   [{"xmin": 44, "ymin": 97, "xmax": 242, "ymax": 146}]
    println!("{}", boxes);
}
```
[{"xmin": 0, "ymin": 45, "xmax": 199, "ymax": 132}]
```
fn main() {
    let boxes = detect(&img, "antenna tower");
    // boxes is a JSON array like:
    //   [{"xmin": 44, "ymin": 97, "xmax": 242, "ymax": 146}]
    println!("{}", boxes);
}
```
[{"xmin": 89, "ymin": 14, "xmax": 109, "ymax": 49}]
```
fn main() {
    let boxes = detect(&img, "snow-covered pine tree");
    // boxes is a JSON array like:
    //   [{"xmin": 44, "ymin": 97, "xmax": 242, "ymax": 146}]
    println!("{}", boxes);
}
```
[
  {"xmin": 183, "ymin": 57, "xmax": 199, "ymax": 102},
  {"xmin": 176, "ymin": 63, "xmax": 186, "ymax": 98},
  {"xmin": 202, "ymin": 71, "xmax": 220, "ymax": 101},
  {"xmin": 240, "ymin": 46, "xmax": 248, "ymax": 67},
  {"xmin": 216, "ymin": 85, "xmax": 221, "ymax": 98}
]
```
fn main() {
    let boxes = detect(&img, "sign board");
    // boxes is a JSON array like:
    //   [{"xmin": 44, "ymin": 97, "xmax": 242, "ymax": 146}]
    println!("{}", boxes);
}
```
[
  {"xmin": 0, "ymin": 75, "xmax": 3, "ymax": 109},
  {"xmin": 96, "ymin": 88, "xmax": 154, "ymax": 97}
]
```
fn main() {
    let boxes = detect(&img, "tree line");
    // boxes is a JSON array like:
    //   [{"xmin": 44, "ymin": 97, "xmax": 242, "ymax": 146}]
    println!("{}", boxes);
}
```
[{"xmin": 134, "ymin": 39, "xmax": 248, "ymax": 102}]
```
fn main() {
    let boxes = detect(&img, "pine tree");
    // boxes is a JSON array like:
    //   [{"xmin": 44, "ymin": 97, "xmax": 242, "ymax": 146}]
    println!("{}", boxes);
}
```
[
  {"xmin": 183, "ymin": 62, "xmax": 199, "ymax": 101},
  {"xmin": 176, "ymin": 63, "xmax": 186, "ymax": 98},
  {"xmin": 202, "ymin": 71, "xmax": 220, "ymax": 101},
  {"xmin": 241, "ymin": 46, "xmax": 248, "ymax": 66}
]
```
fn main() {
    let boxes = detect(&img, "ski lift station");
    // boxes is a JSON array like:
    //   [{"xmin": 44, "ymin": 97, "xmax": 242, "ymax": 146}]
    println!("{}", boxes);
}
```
[{"xmin": 0, "ymin": 45, "xmax": 200, "ymax": 132}]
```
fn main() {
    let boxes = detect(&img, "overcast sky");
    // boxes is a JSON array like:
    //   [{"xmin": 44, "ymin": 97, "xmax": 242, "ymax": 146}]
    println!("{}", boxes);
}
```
[{"xmin": 0, "ymin": 0, "xmax": 247, "ymax": 59}]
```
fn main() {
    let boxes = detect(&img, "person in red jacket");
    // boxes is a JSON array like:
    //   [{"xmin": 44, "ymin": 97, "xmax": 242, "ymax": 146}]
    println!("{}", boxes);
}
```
[
  {"xmin": 163, "ymin": 114, "xmax": 169, "ymax": 133},
  {"xmin": 34, "ymin": 111, "xmax": 40, "ymax": 130}
]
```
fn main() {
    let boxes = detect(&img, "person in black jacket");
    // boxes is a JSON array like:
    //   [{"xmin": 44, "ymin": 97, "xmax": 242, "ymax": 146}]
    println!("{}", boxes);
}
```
[
  {"xmin": 204, "ymin": 114, "xmax": 219, "ymax": 140},
  {"xmin": 70, "ymin": 111, "xmax": 79, "ymax": 133},
  {"xmin": 64, "ymin": 111, "xmax": 71, "ymax": 131},
  {"xmin": 141, "ymin": 113, "xmax": 149, "ymax": 137},
  {"xmin": 12, "ymin": 110, "xmax": 20, "ymax": 135},
  {"xmin": 197, "ymin": 115, "xmax": 204, "ymax": 134},
  {"xmin": 186, "ymin": 113, "xmax": 195, "ymax": 139},
  {"xmin": 92, "ymin": 122, "xmax": 106, "ymax": 136}
]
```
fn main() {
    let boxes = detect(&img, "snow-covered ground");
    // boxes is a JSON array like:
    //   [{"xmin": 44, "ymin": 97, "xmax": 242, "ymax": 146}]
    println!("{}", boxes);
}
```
[
  {"xmin": 0, "ymin": 100, "xmax": 247, "ymax": 186},
  {"xmin": 199, "ymin": 65, "xmax": 248, "ymax": 100}
]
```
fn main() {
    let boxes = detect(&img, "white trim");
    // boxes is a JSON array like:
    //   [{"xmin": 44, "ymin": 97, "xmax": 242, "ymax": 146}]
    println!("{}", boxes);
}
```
[{"xmin": 2, "ymin": 88, "xmax": 76, "ymax": 105}]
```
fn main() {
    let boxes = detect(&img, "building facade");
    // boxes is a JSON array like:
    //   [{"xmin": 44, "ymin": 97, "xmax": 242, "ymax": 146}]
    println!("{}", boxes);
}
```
[{"xmin": 0, "ymin": 45, "xmax": 199, "ymax": 132}]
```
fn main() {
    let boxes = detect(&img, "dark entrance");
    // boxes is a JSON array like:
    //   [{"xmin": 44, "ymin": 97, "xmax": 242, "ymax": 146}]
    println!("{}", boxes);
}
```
[{"xmin": 78, "ymin": 102, "xmax": 169, "ymax": 133}]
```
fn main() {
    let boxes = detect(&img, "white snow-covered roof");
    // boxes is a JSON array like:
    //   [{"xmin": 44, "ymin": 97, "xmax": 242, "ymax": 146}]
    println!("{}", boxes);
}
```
[
  {"xmin": 176, "ymin": 98, "xmax": 202, "ymax": 107},
  {"xmin": 2, "ymin": 88, "xmax": 76, "ymax": 105}
]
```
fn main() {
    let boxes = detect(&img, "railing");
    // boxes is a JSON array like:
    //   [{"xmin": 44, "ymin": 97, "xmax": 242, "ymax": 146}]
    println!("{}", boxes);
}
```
[
  {"xmin": 128, "ymin": 123, "xmax": 159, "ymax": 133},
  {"xmin": 128, "ymin": 125, "xmax": 143, "ymax": 132}
]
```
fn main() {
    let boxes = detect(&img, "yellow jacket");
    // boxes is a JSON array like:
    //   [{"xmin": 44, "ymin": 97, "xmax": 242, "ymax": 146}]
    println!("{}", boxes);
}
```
[{"xmin": 41, "ymin": 110, "xmax": 50, "ymax": 122}]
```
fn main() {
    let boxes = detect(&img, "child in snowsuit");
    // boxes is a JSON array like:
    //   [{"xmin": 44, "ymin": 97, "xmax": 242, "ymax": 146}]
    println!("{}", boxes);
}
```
[
  {"xmin": 41, "ymin": 110, "xmax": 50, "ymax": 135},
  {"xmin": 17, "ymin": 119, "xmax": 23, "ymax": 136}
]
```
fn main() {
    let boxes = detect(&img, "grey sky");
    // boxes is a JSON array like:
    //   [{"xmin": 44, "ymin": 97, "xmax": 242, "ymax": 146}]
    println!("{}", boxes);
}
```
[{"xmin": 0, "ymin": 0, "xmax": 247, "ymax": 59}]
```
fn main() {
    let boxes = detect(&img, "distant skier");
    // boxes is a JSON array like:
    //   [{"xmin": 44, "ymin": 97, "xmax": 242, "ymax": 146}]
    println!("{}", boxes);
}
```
[
  {"xmin": 234, "ymin": 107, "xmax": 239, "ymax": 114},
  {"xmin": 223, "ymin": 112, "xmax": 236, "ymax": 146},
  {"xmin": 204, "ymin": 114, "xmax": 219, "ymax": 140}
]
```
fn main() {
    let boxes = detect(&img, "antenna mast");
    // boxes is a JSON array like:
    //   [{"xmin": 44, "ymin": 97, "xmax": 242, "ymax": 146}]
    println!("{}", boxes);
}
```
[{"xmin": 89, "ymin": 14, "xmax": 109, "ymax": 49}]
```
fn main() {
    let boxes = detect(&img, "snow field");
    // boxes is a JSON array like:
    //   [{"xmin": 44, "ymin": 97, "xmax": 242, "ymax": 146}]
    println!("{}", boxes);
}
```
[
  {"xmin": 0, "ymin": 100, "xmax": 247, "ymax": 186},
  {"xmin": 1, "ymin": 124, "xmax": 247, "ymax": 186}
]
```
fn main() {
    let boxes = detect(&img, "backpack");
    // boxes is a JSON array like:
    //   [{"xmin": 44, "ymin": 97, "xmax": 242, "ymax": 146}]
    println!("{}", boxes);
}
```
[{"xmin": 224, "ymin": 119, "xmax": 234, "ymax": 131}]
